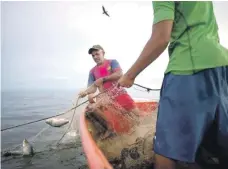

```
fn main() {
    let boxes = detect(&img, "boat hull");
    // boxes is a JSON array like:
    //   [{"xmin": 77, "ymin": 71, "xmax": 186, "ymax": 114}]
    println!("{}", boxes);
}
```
[{"xmin": 80, "ymin": 99, "xmax": 158, "ymax": 169}]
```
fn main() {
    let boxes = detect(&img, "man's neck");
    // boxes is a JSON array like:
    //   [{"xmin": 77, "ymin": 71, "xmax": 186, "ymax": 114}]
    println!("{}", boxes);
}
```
[{"xmin": 97, "ymin": 59, "xmax": 106, "ymax": 66}]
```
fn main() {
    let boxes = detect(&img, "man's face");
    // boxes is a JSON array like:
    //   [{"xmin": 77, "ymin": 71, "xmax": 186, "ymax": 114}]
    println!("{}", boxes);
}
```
[{"xmin": 91, "ymin": 49, "xmax": 105, "ymax": 65}]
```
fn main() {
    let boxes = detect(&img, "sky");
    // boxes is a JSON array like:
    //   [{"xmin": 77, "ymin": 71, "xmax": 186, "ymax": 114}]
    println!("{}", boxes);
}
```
[{"xmin": 1, "ymin": 1, "xmax": 228, "ymax": 91}]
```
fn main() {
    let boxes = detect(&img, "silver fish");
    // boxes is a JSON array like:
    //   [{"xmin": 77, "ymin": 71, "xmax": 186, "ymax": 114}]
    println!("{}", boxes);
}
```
[
  {"xmin": 45, "ymin": 118, "xmax": 69, "ymax": 127},
  {"xmin": 22, "ymin": 139, "xmax": 34, "ymax": 156},
  {"xmin": 2, "ymin": 139, "xmax": 34, "ymax": 157}
]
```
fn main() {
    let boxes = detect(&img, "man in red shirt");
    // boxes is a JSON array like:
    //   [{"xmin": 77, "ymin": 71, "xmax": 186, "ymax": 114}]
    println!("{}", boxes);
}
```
[{"xmin": 79, "ymin": 45, "xmax": 140, "ymax": 139}]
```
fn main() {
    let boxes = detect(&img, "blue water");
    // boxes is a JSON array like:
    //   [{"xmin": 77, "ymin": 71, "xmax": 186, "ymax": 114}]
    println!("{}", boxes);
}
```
[
  {"xmin": 1, "ymin": 89, "xmax": 159, "ymax": 169},
  {"xmin": 1, "ymin": 89, "xmax": 89, "ymax": 169},
  {"xmin": 1, "ymin": 90, "xmax": 77, "ymax": 147}
]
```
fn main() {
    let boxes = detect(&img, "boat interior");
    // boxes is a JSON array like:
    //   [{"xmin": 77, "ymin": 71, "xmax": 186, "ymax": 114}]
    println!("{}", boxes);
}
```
[{"xmin": 83, "ymin": 100, "xmax": 220, "ymax": 169}]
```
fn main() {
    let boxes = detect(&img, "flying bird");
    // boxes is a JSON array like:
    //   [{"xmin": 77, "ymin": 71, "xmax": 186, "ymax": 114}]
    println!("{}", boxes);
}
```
[{"xmin": 102, "ymin": 5, "xmax": 110, "ymax": 17}]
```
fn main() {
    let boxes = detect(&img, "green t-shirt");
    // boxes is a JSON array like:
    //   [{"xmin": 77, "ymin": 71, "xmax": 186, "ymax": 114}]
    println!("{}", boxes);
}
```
[{"xmin": 152, "ymin": 1, "xmax": 228, "ymax": 75}]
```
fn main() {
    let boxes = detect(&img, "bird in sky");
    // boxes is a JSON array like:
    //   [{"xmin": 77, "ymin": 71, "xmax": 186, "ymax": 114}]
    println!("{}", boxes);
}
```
[{"xmin": 102, "ymin": 5, "xmax": 110, "ymax": 17}]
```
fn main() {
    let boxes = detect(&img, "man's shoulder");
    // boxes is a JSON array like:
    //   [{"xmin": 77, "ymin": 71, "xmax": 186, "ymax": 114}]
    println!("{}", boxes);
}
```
[
  {"xmin": 107, "ymin": 59, "xmax": 119, "ymax": 63},
  {"xmin": 106, "ymin": 59, "xmax": 117, "ymax": 62},
  {"xmin": 89, "ymin": 66, "xmax": 96, "ymax": 74}
]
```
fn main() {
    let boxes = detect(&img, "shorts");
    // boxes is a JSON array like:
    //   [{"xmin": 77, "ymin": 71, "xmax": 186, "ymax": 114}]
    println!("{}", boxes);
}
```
[{"xmin": 153, "ymin": 66, "xmax": 228, "ymax": 162}]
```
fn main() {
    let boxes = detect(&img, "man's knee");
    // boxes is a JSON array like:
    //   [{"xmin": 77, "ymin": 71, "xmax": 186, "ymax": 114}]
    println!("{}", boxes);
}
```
[{"xmin": 155, "ymin": 154, "xmax": 176, "ymax": 169}]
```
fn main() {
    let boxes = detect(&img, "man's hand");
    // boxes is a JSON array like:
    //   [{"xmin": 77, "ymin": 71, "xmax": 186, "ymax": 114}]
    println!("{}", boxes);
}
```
[
  {"xmin": 118, "ymin": 75, "xmax": 135, "ymax": 88},
  {"xmin": 94, "ymin": 78, "xmax": 104, "ymax": 87},
  {"xmin": 78, "ymin": 90, "xmax": 88, "ymax": 98},
  {"xmin": 85, "ymin": 103, "xmax": 96, "ymax": 112},
  {"xmin": 88, "ymin": 94, "xmax": 96, "ymax": 103}
]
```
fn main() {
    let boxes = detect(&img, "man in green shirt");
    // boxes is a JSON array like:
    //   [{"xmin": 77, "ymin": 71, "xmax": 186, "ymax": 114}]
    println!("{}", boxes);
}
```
[{"xmin": 118, "ymin": 1, "xmax": 228, "ymax": 169}]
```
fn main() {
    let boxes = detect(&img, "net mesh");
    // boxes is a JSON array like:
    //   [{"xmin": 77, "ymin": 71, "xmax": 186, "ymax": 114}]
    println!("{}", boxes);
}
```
[
  {"xmin": 1, "ymin": 85, "xmax": 159, "ymax": 169},
  {"xmin": 82, "ymin": 85, "xmax": 159, "ymax": 169}
]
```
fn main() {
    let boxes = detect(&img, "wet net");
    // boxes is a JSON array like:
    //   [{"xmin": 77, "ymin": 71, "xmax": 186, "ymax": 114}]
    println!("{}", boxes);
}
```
[
  {"xmin": 1, "ymin": 85, "xmax": 159, "ymax": 169},
  {"xmin": 82, "ymin": 85, "xmax": 159, "ymax": 169}
]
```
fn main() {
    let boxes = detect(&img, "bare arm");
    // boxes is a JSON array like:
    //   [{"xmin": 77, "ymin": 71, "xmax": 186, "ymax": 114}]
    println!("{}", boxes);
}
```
[
  {"xmin": 85, "ymin": 83, "xmax": 97, "ymax": 95},
  {"xmin": 104, "ymin": 70, "xmax": 123, "ymax": 82},
  {"xmin": 125, "ymin": 20, "xmax": 173, "ymax": 79}
]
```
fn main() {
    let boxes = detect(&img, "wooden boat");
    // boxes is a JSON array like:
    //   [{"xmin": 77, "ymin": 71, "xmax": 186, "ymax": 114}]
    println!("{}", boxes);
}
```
[{"xmin": 79, "ymin": 98, "xmax": 219, "ymax": 169}]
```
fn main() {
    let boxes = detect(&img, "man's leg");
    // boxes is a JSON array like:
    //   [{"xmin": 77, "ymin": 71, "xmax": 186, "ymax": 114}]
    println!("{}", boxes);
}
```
[
  {"xmin": 114, "ymin": 93, "xmax": 142, "ymax": 124},
  {"xmin": 200, "ymin": 66, "xmax": 228, "ymax": 169},
  {"xmin": 155, "ymin": 154, "xmax": 176, "ymax": 169},
  {"xmin": 86, "ymin": 103, "xmax": 114, "ymax": 139},
  {"xmin": 94, "ymin": 106, "xmax": 117, "ymax": 139},
  {"xmin": 154, "ymin": 69, "xmax": 220, "ymax": 168},
  {"xmin": 92, "ymin": 105, "xmax": 116, "ymax": 139}
]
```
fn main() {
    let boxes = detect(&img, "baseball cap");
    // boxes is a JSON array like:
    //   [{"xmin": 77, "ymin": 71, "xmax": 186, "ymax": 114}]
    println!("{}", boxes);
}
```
[{"xmin": 88, "ymin": 45, "xmax": 104, "ymax": 54}]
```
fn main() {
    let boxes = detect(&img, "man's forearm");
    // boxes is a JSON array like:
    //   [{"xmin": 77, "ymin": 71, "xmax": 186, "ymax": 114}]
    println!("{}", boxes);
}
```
[
  {"xmin": 125, "ymin": 20, "xmax": 173, "ymax": 79},
  {"xmin": 104, "ymin": 70, "xmax": 123, "ymax": 82},
  {"xmin": 86, "ymin": 84, "xmax": 97, "ymax": 94}
]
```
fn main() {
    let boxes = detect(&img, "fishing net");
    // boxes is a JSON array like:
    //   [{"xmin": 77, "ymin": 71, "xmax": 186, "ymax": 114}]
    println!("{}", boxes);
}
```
[
  {"xmin": 1, "ymin": 85, "xmax": 159, "ymax": 169},
  {"xmin": 82, "ymin": 85, "xmax": 159, "ymax": 169}
]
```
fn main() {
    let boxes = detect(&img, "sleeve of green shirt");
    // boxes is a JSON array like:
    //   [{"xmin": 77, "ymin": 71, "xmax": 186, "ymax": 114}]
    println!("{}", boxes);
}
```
[{"xmin": 152, "ymin": 1, "xmax": 175, "ymax": 25}]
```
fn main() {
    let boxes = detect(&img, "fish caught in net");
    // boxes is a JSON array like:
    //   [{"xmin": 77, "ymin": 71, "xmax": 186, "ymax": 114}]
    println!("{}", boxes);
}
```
[
  {"xmin": 1, "ymin": 96, "xmax": 87, "ymax": 159},
  {"xmin": 1, "ymin": 84, "xmax": 159, "ymax": 169}
]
